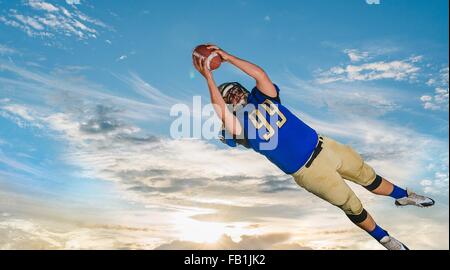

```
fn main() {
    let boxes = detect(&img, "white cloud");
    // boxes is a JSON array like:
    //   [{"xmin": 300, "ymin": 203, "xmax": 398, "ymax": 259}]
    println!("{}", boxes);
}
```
[
  {"xmin": 0, "ymin": 44, "xmax": 18, "ymax": 55},
  {"xmin": 420, "ymin": 179, "xmax": 433, "ymax": 186},
  {"xmin": 1, "ymin": 104, "xmax": 36, "ymax": 121},
  {"xmin": 0, "ymin": 15, "xmax": 52, "ymax": 37},
  {"xmin": 317, "ymin": 58, "xmax": 421, "ymax": 84},
  {"xmin": 12, "ymin": 13, "xmax": 45, "ymax": 30},
  {"xmin": 320, "ymin": 49, "xmax": 447, "ymax": 111},
  {"xmin": 343, "ymin": 49, "xmax": 369, "ymax": 62},
  {"xmin": 409, "ymin": 55, "xmax": 423, "ymax": 63},
  {"xmin": 0, "ymin": 216, "xmax": 165, "ymax": 249},
  {"xmin": 28, "ymin": 1, "xmax": 59, "ymax": 12},
  {"xmin": 426, "ymin": 78, "xmax": 436, "ymax": 86},
  {"xmin": 0, "ymin": 1, "xmax": 109, "ymax": 41},
  {"xmin": 66, "ymin": 0, "xmax": 81, "ymax": 5},
  {"xmin": 282, "ymin": 74, "xmax": 400, "ymax": 117},
  {"xmin": 0, "ymin": 62, "xmax": 171, "ymax": 122},
  {"xmin": 421, "ymin": 67, "xmax": 449, "ymax": 111},
  {"xmin": 422, "ymin": 171, "xmax": 449, "ymax": 195},
  {"xmin": 116, "ymin": 55, "xmax": 127, "ymax": 61},
  {"xmin": 0, "ymin": 102, "xmax": 44, "ymax": 129},
  {"xmin": 114, "ymin": 72, "xmax": 181, "ymax": 106},
  {"xmin": 0, "ymin": 150, "xmax": 42, "ymax": 176},
  {"xmin": 420, "ymin": 95, "xmax": 432, "ymax": 102},
  {"xmin": 156, "ymin": 233, "xmax": 310, "ymax": 250},
  {"xmin": 422, "ymin": 100, "xmax": 440, "ymax": 110},
  {"xmin": 420, "ymin": 154, "xmax": 449, "ymax": 195}
]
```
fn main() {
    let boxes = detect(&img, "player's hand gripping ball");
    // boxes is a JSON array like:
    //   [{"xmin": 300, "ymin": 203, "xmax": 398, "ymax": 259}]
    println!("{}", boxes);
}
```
[{"xmin": 192, "ymin": 44, "xmax": 223, "ymax": 71}]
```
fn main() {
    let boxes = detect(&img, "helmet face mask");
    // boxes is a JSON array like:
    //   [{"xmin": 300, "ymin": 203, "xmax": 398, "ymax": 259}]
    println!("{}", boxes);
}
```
[{"xmin": 218, "ymin": 82, "xmax": 249, "ymax": 111}]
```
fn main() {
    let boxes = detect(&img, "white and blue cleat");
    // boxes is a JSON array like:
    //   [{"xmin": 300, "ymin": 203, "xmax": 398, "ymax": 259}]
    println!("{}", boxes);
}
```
[
  {"xmin": 395, "ymin": 189, "xmax": 435, "ymax": 208},
  {"xmin": 380, "ymin": 236, "xmax": 409, "ymax": 250}
]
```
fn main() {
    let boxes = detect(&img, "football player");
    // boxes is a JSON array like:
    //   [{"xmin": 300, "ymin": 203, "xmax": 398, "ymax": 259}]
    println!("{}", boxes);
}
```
[{"xmin": 193, "ymin": 45, "xmax": 435, "ymax": 250}]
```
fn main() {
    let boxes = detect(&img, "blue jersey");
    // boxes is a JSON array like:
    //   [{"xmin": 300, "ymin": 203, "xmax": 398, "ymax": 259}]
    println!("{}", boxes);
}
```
[{"xmin": 221, "ymin": 84, "xmax": 318, "ymax": 174}]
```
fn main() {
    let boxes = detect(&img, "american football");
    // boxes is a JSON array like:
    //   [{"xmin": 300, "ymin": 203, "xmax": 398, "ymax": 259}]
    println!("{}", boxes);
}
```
[{"xmin": 192, "ymin": 44, "xmax": 222, "ymax": 71}]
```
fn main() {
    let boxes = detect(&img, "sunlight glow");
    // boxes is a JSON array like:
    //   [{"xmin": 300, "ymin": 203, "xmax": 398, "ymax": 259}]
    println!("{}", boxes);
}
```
[{"xmin": 174, "ymin": 216, "xmax": 226, "ymax": 243}]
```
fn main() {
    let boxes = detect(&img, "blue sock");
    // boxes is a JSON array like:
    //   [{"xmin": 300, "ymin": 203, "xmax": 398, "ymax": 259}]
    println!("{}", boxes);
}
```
[
  {"xmin": 389, "ymin": 185, "xmax": 408, "ymax": 199},
  {"xmin": 369, "ymin": 224, "xmax": 389, "ymax": 242}
]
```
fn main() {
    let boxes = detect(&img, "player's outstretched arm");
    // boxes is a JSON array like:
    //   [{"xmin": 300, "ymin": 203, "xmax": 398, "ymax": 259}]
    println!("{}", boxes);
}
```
[
  {"xmin": 207, "ymin": 45, "xmax": 277, "ymax": 98},
  {"xmin": 193, "ymin": 55, "xmax": 242, "ymax": 136}
]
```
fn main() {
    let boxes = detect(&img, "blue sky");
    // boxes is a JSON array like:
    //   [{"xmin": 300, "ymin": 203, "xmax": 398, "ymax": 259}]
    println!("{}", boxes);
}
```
[{"xmin": 0, "ymin": 0, "xmax": 448, "ymax": 249}]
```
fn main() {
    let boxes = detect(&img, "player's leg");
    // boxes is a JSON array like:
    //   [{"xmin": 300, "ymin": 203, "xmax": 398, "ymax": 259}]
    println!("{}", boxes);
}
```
[
  {"xmin": 292, "ymin": 140, "xmax": 407, "ymax": 250},
  {"xmin": 349, "ymin": 207, "xmax": 409, "ymax": 250},
  {"xmin": 294, "ymin": 164, "xmax": 408, "ymax": 250},
  {"xmin": 367, "ymin": 175, "xmax": 435, "ymax": 207},
  {"xmin": 327, "ymin": 178, "xmax": 409, "ymax": 250},
  {"xmin": 328, "ymin": 138, "xmax": 435, "ymax": 207}
]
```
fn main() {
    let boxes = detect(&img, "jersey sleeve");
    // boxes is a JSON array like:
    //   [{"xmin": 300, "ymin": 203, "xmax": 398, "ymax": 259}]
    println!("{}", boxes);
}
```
[
  {"xmin": 251, "ymin": 83, "xmax": 281, "ymax": 103},
  {"xmin": 219, "ymin": 127, "xmax": 250, "ymax": 148},
  {"xmin": 219, "ymin": 128, "xmax": 237, "ymax": 147}
]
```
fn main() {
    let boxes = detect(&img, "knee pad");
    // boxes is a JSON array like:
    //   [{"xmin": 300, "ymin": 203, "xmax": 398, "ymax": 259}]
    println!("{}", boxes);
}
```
[
  {"xmin": 364, "ymin": 174, "xmax": 382, "ymax": 191},
  {"xmin": 347, "ymin": 209, "xmax": 368, "ymax": 224},
  {"xmin": 340, "ymin": 192, "xmax": 363, "ymax": 216}
]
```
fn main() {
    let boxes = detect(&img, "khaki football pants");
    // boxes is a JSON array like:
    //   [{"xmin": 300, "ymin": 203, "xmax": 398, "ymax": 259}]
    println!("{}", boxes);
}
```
[{"xmin": 292, "ymin": 136, "xmax": 377, "ymax": 216}]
